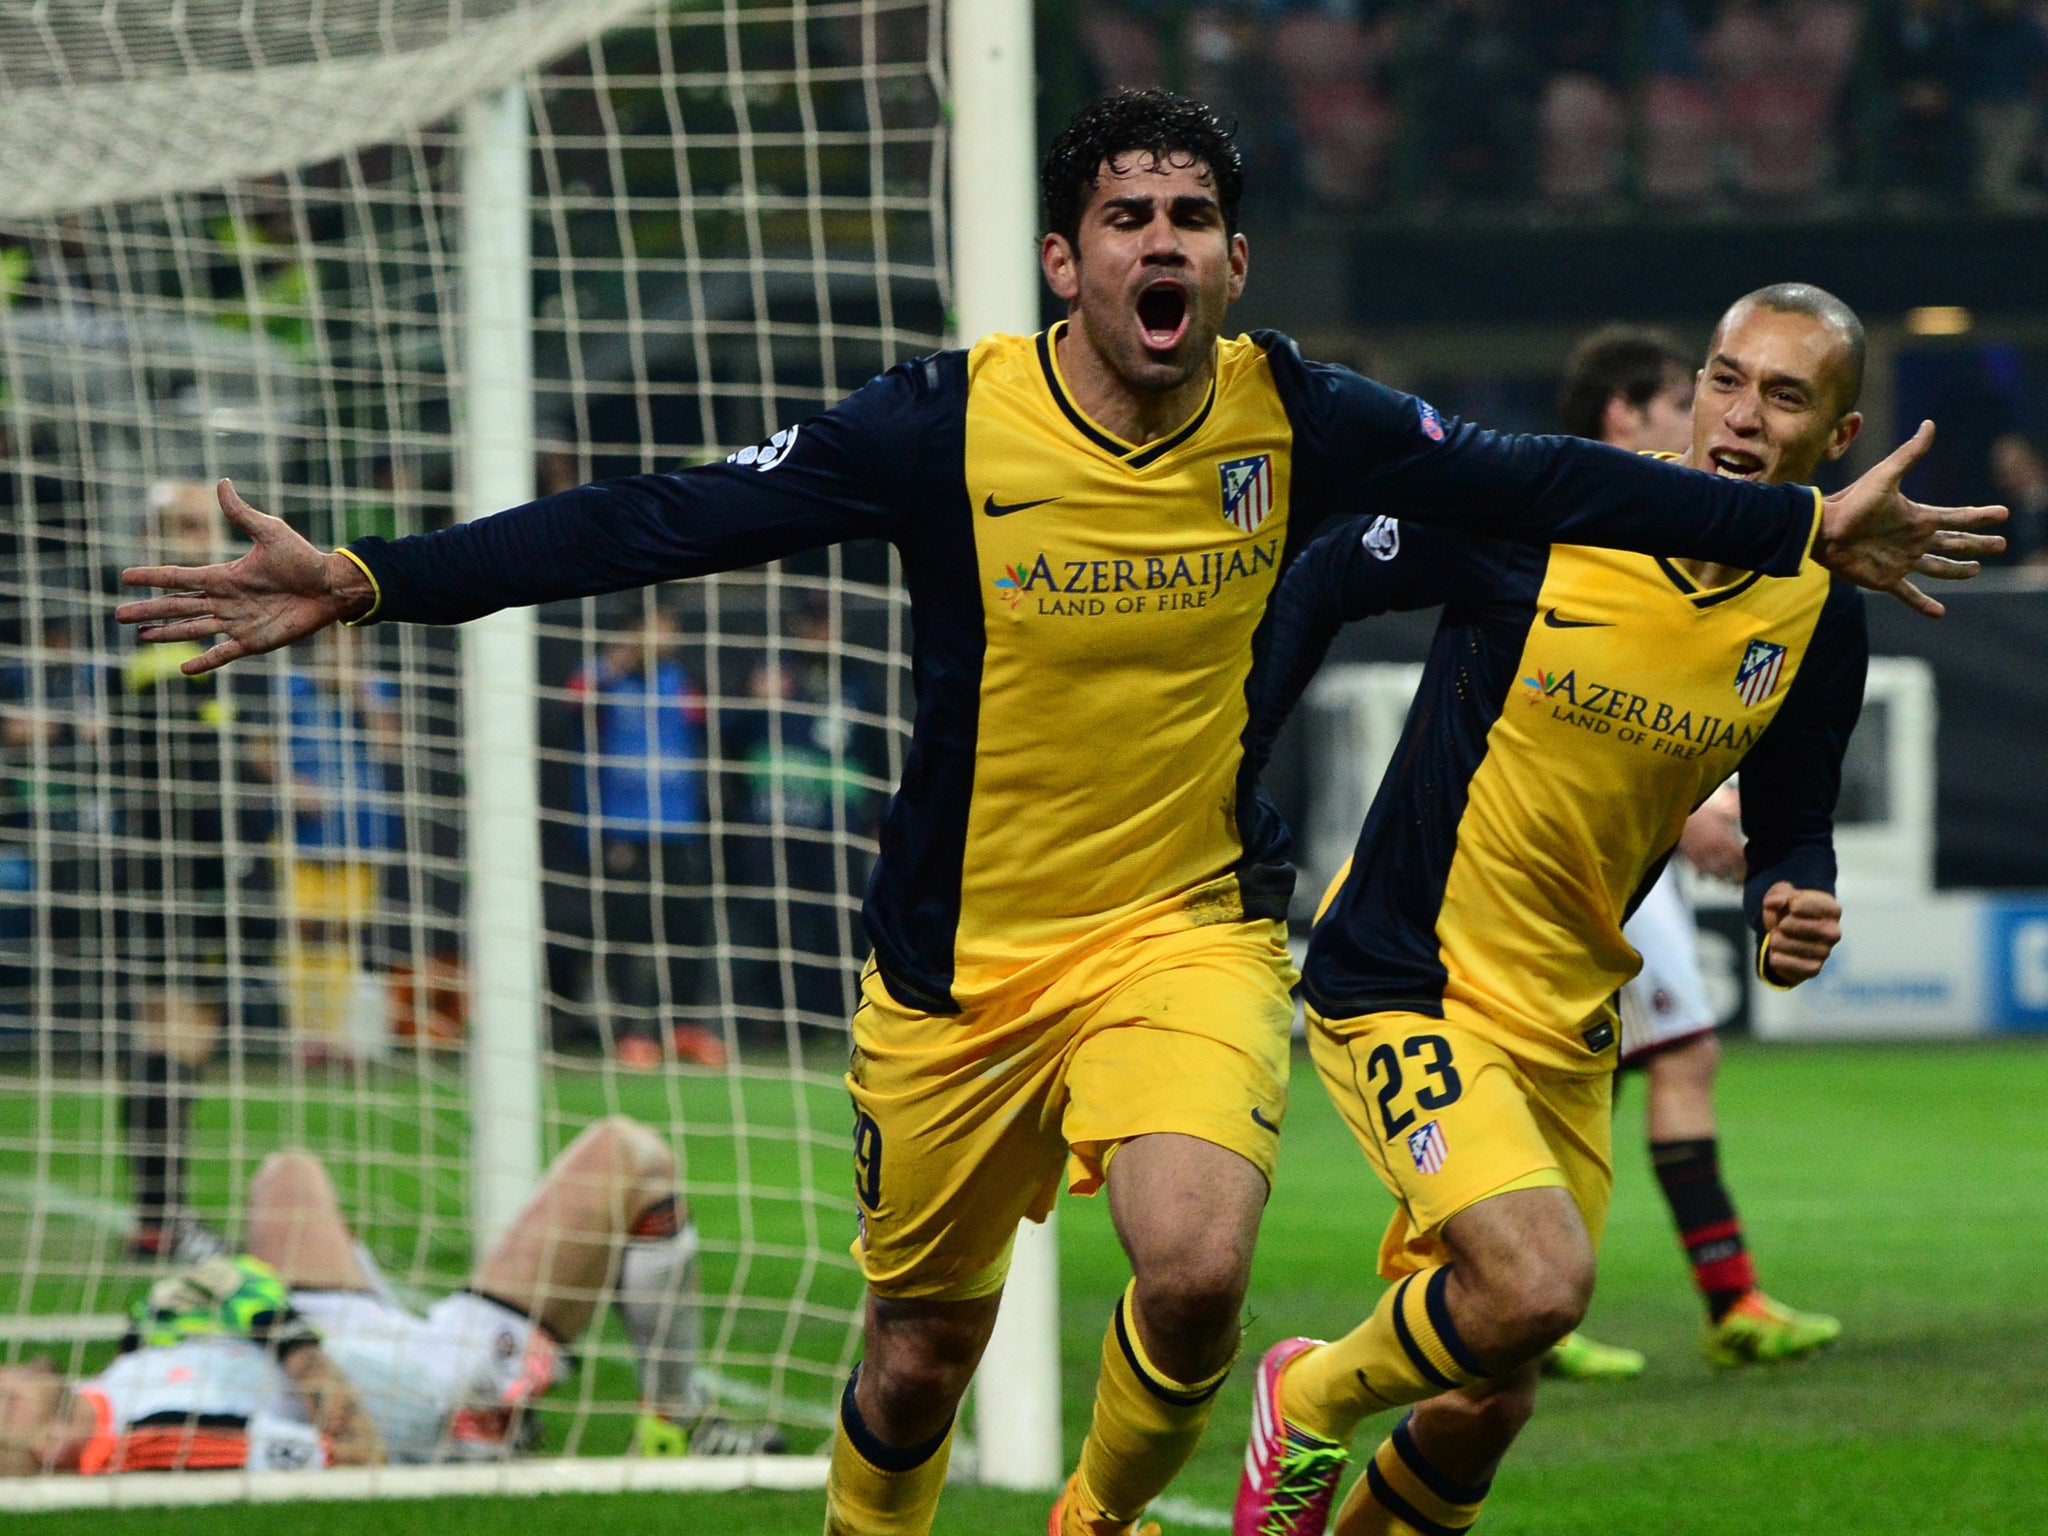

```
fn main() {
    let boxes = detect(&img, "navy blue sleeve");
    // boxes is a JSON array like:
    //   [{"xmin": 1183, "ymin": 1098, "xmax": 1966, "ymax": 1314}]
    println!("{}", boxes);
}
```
[
  {"xmin": 346, "ymin": 359, "xmax": 941, "ymax": 625},
  {"xmin": 1258, "ymin": 332, "xmax": 1820, "ymax": 575},
  {"xmin": 1738, "ymin": 579, "xmax": 1869, "ymax": 936},
  {"xmin": 1240, "ymin": 514, "xmax": 1474, "ymax": 786}
]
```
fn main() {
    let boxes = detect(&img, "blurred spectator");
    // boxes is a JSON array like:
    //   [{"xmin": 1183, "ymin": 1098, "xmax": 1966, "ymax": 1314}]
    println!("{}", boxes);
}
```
[
  {"xmin": 1267, "ymin": 6, "xmax": 1395, "ymax": 205},
  {"xmin": 110, "ymin": 481, "xmax": 275, "ymax": 1258},
  {"xmin": 1989, "ymin": 432, "xmax": 2048, "ymax": 562},
  {"xmin": 1882, "ymin": 0, "xmax": 1969, "ymax": 202},
  {"xmin": 724, "ymin": 593, "xmax": 885, "ymax": 1038},
  {"xmin": 1079, "ymin": 5, "xmax": 1165, "ymax": 96},
  {"xmin": 1702, "ymin": 0, "xmax": 1864, "ymax": 203},
  {"xmin": 1955, "ymin": 0, "xmax": 2048, "ymax": 208},
  {"xmin": 1642, "ymin": 2, "xmax": 1723, "ymax": 204},
  {"xmin": 272, "ymin": 629, "xmax": 402, "ymax": 1061},
  {"xmin": 0, "ymin": 609, "xmax": 105, "ymax": 1029},
  {"xmin": 565, "ymin": 601, "xmax": 725, "ymax": 1069},
  {"xmin": 1409, "ymin": 0, "xmax": 1540, "ymax": 202},
  {"xmin": 1533, "ymin": 0, "xmax": 1630, "ymax": 203}
]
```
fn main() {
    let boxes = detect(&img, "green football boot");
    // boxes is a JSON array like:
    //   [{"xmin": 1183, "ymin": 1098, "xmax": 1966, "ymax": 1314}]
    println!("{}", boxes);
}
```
[
  {"xmin": 1542, "ymin": 1330, "xmax": 1647, "ymax": 1382},
  {"xmin": 1705, "ymin": 1291, "xmax": 1841, "ymax": 1368}
]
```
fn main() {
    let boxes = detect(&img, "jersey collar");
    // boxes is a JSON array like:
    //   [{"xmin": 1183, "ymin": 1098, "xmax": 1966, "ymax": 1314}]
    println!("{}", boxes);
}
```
[
  {"xmin": 1036, "ymin": 321, "xmax": 1217, "ymax": 471},
  {"xmin": 1642, "ymin": 452, "xmax": 1768, "ymax": 608},
  {"xmin": 1652, "ymin": 555, "xmax": 1767, "ymax": 608}
]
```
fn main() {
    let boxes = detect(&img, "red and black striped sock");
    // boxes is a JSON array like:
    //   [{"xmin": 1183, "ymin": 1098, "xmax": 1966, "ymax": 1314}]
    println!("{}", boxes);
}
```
[{"xmin": 1650, "ymin": 1137, "xmax": 1756, "ymax": 1323}]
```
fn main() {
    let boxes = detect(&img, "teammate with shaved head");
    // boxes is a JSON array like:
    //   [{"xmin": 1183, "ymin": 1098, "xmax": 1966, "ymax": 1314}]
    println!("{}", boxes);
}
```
[
  {"xmin": 1543, "ymin": 309, "xmax": 1847, "ymax": 1385},
  {"xmin": 1232, "ymin": 283, "xmax": 1915, "ymax": 1536}
]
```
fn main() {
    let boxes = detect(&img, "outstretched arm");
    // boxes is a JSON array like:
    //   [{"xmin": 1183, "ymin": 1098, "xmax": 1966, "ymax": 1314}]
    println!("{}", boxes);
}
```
[
  {"xmin": 117, "ymin": 359, "xmax": 937, "ymax": 674},
  {"xmin": 1271, "ymin": 341, "xmax": 2004, "ymax": 608}
]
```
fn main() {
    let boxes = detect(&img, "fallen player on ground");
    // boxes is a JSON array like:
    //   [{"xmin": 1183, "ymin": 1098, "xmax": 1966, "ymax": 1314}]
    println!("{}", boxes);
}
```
[{"xmin": 0, "ymin": 1116, "xmax": 784, "ymax": 1475}]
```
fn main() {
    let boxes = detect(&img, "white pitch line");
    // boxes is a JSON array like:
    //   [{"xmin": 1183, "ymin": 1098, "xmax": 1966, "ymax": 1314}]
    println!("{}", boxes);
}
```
[
  {"xmin": 0, "ymin": 1312, "xmax": 128, "ymax": 1342},
  {"xmin": 0, "ymin": 1172, "xmax": 134, "ymax": 1234},
  {"xmin": 1148, "ymin": 1495, "xmax": 1232, "ymax": 1529}
]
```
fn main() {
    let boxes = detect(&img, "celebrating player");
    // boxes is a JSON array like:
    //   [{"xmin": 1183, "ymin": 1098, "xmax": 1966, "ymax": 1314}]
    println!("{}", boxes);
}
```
[
  {"xmin": 1544, "ymin": 325, "xmax": 1842, "ymax": 1385},
  {"xmin": 117, "ymin": 89, "xmax": 1999, "ymax": 1536},
  {"xmin": 1232, "ymin": 283, "xmax": 1908, "ymax": 1536},
  {"xmin": 0, "ymin": 1116, "xmax": 776, "ymax": 1476}
]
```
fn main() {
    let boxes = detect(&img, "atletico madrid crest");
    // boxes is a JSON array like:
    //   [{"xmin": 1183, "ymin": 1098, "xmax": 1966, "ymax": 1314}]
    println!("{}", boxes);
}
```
[
  {"xmin": 1219, "ymin": 454, "xmax": 1274, "ymax": 535},
  {"xmin": 1734, "ymin": 638, "xmax": 1788, "ymax": 707},
  {"xmin": 1407, "ymin": 1119, "xmax": 1448, "ymax": 1174}
]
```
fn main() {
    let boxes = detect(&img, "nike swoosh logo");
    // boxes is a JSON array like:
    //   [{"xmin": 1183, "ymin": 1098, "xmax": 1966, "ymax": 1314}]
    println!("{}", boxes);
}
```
[
  {"xmin": 1542, "ymin": 607, "xmax": 1612, "ymax": 629},
  {"xmin": 983, "ymin": 493, "xmax": 1062, "ymax": 518},
  {"xmin": 1250, "ymin": 1106, "xmax": 1280, "ymax": 1134}
]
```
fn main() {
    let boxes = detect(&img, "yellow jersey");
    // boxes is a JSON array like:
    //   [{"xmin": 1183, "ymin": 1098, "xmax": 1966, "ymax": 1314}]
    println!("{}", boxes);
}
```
[
  {"xmin": 1250, "ymin": 511, "xmax": 1866, "ymax": 1070},
  {"xmin": 349, "ymin": 329, "xmax": 1826, "ymax": 1014}
]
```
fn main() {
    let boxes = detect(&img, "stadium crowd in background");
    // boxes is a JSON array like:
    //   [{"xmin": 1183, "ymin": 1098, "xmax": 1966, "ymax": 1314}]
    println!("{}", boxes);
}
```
[{"xmin": 1080, "ymin": 0, "xmax": 2048, "ymax": 212}]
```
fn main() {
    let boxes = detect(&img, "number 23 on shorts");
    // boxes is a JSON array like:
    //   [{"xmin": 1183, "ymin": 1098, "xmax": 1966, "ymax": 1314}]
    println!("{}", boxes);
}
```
[{"xmin": 1364, "ymin": 1033, "xmax": 1464, "ymax": 1141}]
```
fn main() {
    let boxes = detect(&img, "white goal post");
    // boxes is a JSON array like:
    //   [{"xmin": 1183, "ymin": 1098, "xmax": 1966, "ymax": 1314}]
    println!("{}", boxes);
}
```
[
  {"xmin": 947, "ymin": 0, "xmax": 1063, "ymax": 1495},
  {"xmin": 0, "ymin": 0, "xmax": 1060, "ymax": 1502}
]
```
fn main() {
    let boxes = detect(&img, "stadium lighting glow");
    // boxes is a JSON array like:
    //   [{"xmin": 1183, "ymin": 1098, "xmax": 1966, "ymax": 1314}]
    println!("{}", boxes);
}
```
[{"xmin": 1905, "ymin": 306, "xmax": 1973, "ymax": 336}]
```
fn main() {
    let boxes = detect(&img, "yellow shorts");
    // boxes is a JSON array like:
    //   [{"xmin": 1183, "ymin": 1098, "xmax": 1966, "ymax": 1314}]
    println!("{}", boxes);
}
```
[
  {"xmin": 847, "ymin": 919, "xmax": 1295, "ymax": 1301},
  {"xmin": 1308, "ymin": 1009, "xmax": 1613, "ymax": 1282}
]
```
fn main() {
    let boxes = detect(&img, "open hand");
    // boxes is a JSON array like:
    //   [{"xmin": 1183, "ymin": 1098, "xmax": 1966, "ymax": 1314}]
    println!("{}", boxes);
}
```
[
  {"xmin": 1816, "ymin": 421, "xmax": 2006, "ymax": 618},
  {"xmin": 1759, "ymin": 881, "xmax": 1842, "ymax": 986},
  {"xmin": 115, "ymin": 480, "xmax": 374, "ymax": 675}
]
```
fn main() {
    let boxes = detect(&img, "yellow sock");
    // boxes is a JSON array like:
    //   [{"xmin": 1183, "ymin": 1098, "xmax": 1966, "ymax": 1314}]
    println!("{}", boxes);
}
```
[
  {"xmin": 1067, "ymin": 1281, "xmax": 1235, "ymax": 1527},
  {"xmin": 822, "ymin": 1369, "xmax": 954, "ymax": 1536},
  {"xmin": 1334, "ymin": 1414, "xmax": 1491, "ymax": 1535},
  {"xmin": 1279, "ymin": 1267, "xmax": 1485, "ymax": 1445}
]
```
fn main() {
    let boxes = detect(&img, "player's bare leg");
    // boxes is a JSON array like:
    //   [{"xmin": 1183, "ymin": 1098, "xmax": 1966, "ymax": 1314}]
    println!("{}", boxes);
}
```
[
  {"xmin": 1331, "ymin": 1369, "xmax": 1537, "ymax": 1536},
  {"xmin": 467, "ymin": 1114, "xmax": 755, "ymax": 1451},
  {"xmin": 124, "ymin": 991, "xmax": 223, "ymax": 1260},
  {"xmin": 826, "ymin": 1289, "xmax": 1001, "ymax": 1535},
  {"xmin": 470, "ymin": 1114, "xmax": 672, "ymax": 1338},
  {"xmin": 1243, "ymin": 1188, "xmax": 1592, "ymax": 1535},
  {"xmin": 850, "ymin": 1290, "xmax": 1002, "ymax": 1446},
  {"xmin": 1544, "ymin": 1035, "xmax": 1720, "ymax": 1387},
  {"xmin": 1428, "ymin": 1186, "xmax": 1596, "ymax": 1369},
  {"xmin": 1641, "ymin": 1032, "xmax": 1840, "ymax": 1365},
  {"xmin": 245, "ymin": 1149, "xmax": 375, "ymax": 1290},
  {"xmin": 1054, "ymin": 1132, "xmax": 1266, "ymax": 1534},
  {"xmin": 1644, "ymin": 1030, "xmax": 1719, "ymax": 1141}
]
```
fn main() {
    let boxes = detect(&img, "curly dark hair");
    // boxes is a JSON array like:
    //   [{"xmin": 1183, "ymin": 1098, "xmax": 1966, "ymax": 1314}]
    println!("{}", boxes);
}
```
[{"xmin": 1040, "ymin": 89, "xmax": 1244, "ymax": 247}]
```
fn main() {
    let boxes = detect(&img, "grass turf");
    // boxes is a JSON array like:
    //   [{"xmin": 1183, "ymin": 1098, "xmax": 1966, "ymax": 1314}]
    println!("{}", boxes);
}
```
[{"xmin": 8, "ymin": 1038, "xmax": 2047, "ymax": 1532}]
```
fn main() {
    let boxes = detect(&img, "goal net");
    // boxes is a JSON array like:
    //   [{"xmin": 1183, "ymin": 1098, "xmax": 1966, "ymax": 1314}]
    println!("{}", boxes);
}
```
[{"xmin": 0, "ymin": 0, "xmax": 950, "ymax": 1491}]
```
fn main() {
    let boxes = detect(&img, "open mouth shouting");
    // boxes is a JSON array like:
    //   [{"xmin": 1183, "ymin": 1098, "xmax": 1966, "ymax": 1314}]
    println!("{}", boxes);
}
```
[
  {"xmin": 1135, "ymin": 278, "xmax": 1191, "ymax": 356},
  {"xmin": 1707, "ymin": 446, "xmax": 1766, "ymax": 480}
]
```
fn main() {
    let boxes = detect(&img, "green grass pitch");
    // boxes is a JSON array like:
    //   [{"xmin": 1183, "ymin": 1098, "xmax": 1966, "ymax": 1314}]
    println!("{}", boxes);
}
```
[{"xmin": 8, "ymin": 1039, "xmax": 2047, "ymax": 1533}]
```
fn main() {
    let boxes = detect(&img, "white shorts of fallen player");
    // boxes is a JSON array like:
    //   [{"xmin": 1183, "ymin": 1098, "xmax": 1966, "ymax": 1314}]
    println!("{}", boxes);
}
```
[
  {"xmin": 1619, "ymin": 867, "xmax": 1719, "ymax": 1064},
  {"xmin": 287, "ymin": 1290, "xmax": 556, "ymax": 1462},
  {"xmin": 83, "ymin": 1291, "xmax": 555, "ymax": 1470}
]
